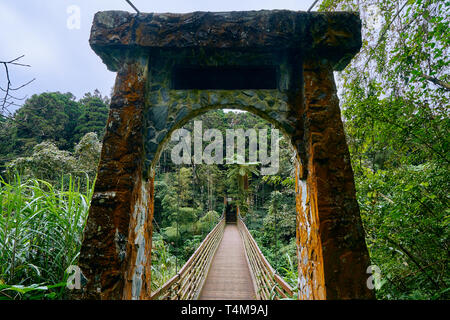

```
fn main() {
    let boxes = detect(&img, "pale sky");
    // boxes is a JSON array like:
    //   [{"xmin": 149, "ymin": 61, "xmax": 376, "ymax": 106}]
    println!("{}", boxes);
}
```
[{"xmin": 0, "ymin": 0, "xmax": 315, "ymax": 110}]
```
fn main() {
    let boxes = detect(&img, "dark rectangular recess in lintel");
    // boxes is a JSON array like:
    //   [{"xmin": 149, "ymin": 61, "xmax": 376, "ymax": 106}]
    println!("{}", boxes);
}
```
[{"xmin": 172, "ymin": 66, "xmax": 278, "ymax": 90}]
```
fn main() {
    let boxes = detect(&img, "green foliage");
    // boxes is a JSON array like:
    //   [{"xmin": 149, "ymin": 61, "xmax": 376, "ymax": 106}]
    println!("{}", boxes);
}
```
[
  {"xmin": 0, "ymin": 174, "xmax": 94, "ymax": 299},
  {"xmin": 194, "ymin": 164, "xmax": 224, "ymax": 212},
  {"xmin": 6, "ymin": 132, "xmax": 101, "ymax": 186},
  {"xmin": 164, "ymin": 207, "xmax": 200, "ymax": 239},
  {"xmin": 0, "ymin": 282, "xmax": 67, "ymax": 300},
  {"xmin": 0, "ymin": 91, "xmax": 109, "ymax": 163},
  {"xmin": 262, "ymin": 191, "xmax": 296, "ymax": 244},
  {"xmin": 199, "ymin": 210, "xmax": 220, "ymax": 233},
  {"xmin": 73, "ymin": 132, "xmax": 102, "ymax": 178},
  {"xmin": 151, "ymin": 232, "xmax": 177, "ymax": 291},
  {"xmin": 7, "ymin": 141, "xmax": 76, "ymax": 182},
  {"xmin": 357, "ymin": 163, "xmax": 449, "ymax": 299},
  {"xmin": 248, "ymin": 190, "xmax": 297, "ymax": 283},
  {"xmin": 226, "ymin": 156, "xmax": 259, "ymax": 215},
  {"xmin": 0, "ymin": 90, "xmax": 106, "ymax": 299},
  {"xmin": 12, "ymin": 92, "xmax": 81, "ymax": 152},
  {"xmin": 74, "ymin": 90, "xmax": 109, "ymax": 142}
]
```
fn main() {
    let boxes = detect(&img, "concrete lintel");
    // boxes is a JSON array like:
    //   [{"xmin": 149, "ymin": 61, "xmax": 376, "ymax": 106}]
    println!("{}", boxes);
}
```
[{"xmin": 90, "ymin": 10, "xmax": 361, "ymax": 72}]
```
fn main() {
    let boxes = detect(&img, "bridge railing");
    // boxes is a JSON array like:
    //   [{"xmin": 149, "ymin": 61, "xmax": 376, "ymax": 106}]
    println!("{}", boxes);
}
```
[
  {"xmin": 237, "ymin": 215, "xmax": 295, "ymax": 300},
  {"xmin": 150, "ymin": 217, "xmax": 225, "ymax": 300}
]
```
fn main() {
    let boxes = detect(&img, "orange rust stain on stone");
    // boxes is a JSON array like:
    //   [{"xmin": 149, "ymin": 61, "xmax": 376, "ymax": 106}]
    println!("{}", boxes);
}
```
[
  {"xmin": 75, "ymin": 59, "xmax": 148, "ymax": 300},
  {"xmin": 300, "ymin": 60, "xmax": 373, "ymax": 299},
  {"xmin": 295, "ymin": 162, "xmax": 326, "ymax": 300}
]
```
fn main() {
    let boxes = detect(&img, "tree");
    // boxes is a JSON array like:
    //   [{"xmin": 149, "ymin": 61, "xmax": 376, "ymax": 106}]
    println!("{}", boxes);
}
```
[
  {"xmin": 226, "ymin": 154, "xmax": 259, "ymax": 215},
  {"xmin": 12, "ymin": 92, "xmax": 82, "ymax": 153},
  {"xmin": 74, "ymin": 90, "xmax": 109, "ymax": 142},
  {"xmin": 7, "ymin": 141, "xmax": 76, "ymax": 182},
  {"xmin": 6, "ymin": 132, "xmax": 102, "ymax": 185},
  {"xmin": 73, "ymin": 132, "xmax": 102, "ymax": 178}
]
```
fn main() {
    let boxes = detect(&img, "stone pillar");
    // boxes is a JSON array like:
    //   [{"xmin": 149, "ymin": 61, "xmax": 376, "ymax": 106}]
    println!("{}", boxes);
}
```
[
  {"xmin": 295, "ymin": 60, "xmax": 374, "ymax": 299},
  {"xmin": 77, "ymin": 56, "xmax": 152, "ymax": 299}
]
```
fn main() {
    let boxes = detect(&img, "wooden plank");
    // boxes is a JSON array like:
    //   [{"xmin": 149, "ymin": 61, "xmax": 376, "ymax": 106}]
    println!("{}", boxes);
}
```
[{"xmin": 198, "ymin": 224, "xmax": 256, "ymax": 300}]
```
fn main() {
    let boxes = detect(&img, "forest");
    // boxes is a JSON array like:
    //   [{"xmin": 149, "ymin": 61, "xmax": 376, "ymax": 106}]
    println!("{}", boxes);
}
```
[{"xmin": 0, "ymin": 0, "xmax": 448, "ymax": 300}]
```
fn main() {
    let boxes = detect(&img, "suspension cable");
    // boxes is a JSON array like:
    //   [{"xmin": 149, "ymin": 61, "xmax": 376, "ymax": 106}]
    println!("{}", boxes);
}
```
[
  {"xmin": 308, "ymin": 0, "xmax": 320, "ymax": 12},
  {"xmin": 125, "ymin": 0, "xmax": 140, "ymax": 14}
]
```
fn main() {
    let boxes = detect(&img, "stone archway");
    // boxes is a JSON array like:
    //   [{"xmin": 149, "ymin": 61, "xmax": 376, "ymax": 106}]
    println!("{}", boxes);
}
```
[{"xmin": 77, "ymin": 10, "xmax": 374, "ymax": 300}]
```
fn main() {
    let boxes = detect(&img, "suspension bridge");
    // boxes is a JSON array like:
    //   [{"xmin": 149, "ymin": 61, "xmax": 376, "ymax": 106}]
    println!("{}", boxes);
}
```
[
  {"xmin": 151, "ymin": 206, "xmax": 294, "ymax": 300},
  {"xmin": 76, "ymin": 9, "xmax": 374, "ymax": 300}
]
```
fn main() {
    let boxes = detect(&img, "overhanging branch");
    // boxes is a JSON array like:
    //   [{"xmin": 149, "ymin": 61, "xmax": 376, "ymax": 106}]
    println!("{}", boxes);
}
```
[
  {"xmin": 420, "ymin": 73, "xmax": 450, "ymax": 91},
  {"xmin": 0, "ymin": 55, "xmax": 35, "ymax": 114}
]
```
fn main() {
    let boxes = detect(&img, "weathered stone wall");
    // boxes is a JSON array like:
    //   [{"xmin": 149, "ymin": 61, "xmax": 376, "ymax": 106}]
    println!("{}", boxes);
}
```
[
  {"xmin": 122, "ymin": 178, "xmax": 154, "ymax": 300},
  {"xmin": 76, "ymin": 55, "xmax": 150, "ymax": 299},
  {"xmin": 294, "ymin": 60, "xmax": 373, "ymax": 299},
  {"xmin": 76, "ymin": 10, "xmax": 374, "ymax": 300},
  {"xmin": 143, "ymin": 49, "xmax": 297, "ymax": 175},
  {"xmin": 90, "ymin": 10, "xmax": 362, "ymax": 72}
]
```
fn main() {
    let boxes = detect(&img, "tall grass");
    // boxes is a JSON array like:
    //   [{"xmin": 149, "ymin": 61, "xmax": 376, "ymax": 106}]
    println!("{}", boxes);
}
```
[{"xmin": 0, "ymin": 174, "xmax": 94, "ymax": 299}]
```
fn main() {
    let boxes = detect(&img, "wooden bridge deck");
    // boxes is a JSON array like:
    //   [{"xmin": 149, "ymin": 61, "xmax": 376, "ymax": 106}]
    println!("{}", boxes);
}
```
[{"xmin": 199, "ymin": 224, "xmax": 256, "ymax": 300}]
